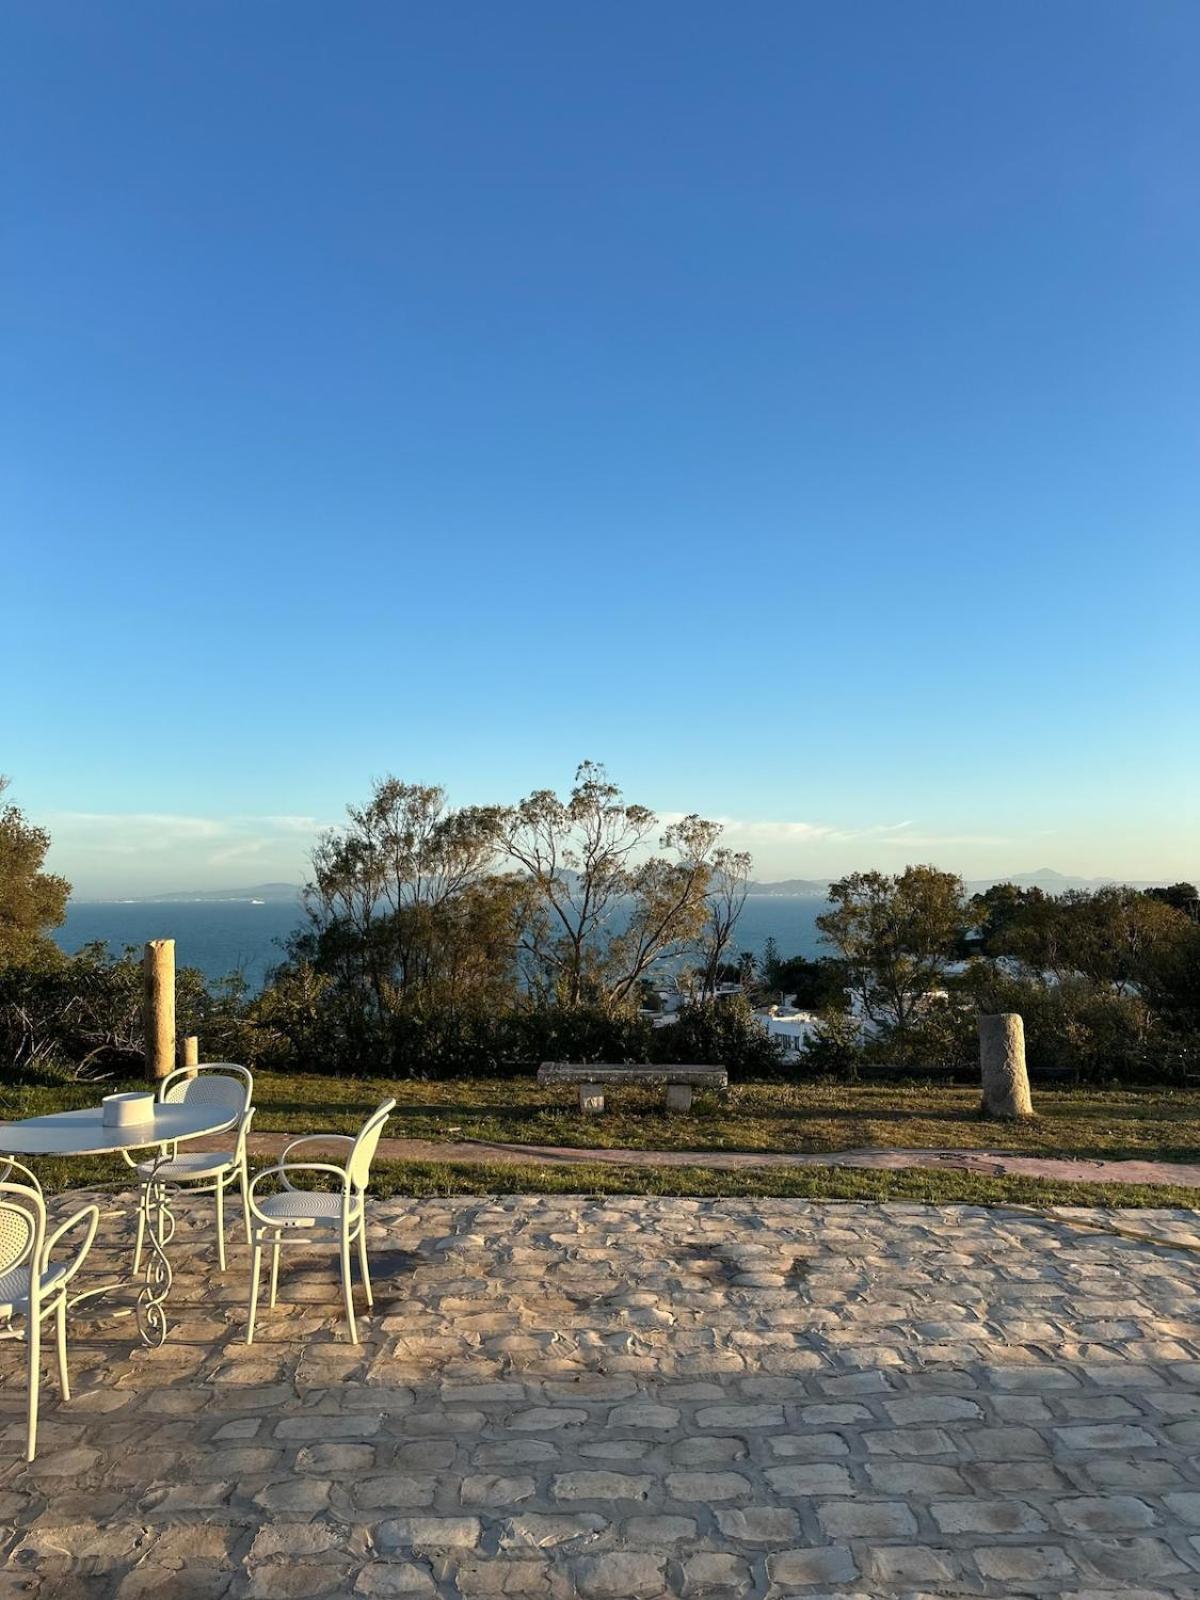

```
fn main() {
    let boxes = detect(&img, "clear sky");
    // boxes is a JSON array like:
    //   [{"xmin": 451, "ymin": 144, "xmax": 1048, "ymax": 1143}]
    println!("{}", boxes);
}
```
[{"xmin": 4, "ymin": 3, "xmax": 1198, "ymax": 896}]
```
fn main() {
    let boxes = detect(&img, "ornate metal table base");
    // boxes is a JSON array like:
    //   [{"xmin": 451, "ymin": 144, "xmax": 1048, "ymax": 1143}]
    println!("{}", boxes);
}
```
[
  {"xmin": 67, "ymin": 1149, "xmax": 181, "ymax": 1347},
  {"xmin": 135, "ymin": 1156, "xmax": 178, "ymax": 1346}
]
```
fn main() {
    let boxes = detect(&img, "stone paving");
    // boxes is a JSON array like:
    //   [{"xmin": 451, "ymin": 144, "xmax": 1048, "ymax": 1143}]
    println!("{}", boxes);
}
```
[{"xmin": 2, "ymin": 1194, "xmax": 1200, "ymax": 1598}]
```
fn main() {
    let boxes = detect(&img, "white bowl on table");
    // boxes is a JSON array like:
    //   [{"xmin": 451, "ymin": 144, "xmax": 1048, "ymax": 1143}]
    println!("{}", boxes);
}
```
[{"xmin": 101, "ymin": 1092, "xmax": 157, "ymax": 1129}]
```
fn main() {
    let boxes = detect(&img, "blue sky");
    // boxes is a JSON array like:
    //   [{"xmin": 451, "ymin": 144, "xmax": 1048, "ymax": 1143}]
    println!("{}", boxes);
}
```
[{"xmin": 4, "ymin": 3, "xmax": 1197, "ymax": 895}]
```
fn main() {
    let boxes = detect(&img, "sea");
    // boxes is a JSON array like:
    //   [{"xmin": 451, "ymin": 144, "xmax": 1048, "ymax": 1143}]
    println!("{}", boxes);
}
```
[{"xmin": 54, "ymin": 895, "xmax": 828, "ymax": 991}]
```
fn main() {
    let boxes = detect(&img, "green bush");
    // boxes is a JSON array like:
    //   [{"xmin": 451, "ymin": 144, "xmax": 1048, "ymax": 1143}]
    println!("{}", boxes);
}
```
[{"xmin": 657, "ymin": 996, "xmax": 785, "ymax": 1079}]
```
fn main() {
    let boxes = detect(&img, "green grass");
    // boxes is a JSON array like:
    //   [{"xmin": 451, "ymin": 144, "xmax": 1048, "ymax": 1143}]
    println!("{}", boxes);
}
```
[
  {"xmin": 361, "ymin": 1157, "xmax": 1200, "ymax": 1211},
  {"xmin": 7, "ymin": 1071, "xmax": 1200, "ymax": 1162},
  {"xmin": 12, "ymin": 1151, "xmax": 1200, "ymax": 1211},
  {"xmin": 7, "ymin": 1070, "xmax": 1200, "ymax": 1205}
]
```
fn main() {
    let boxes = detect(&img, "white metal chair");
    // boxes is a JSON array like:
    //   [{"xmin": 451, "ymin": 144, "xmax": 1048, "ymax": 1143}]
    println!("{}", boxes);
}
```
[
  {"xmin": 129, "ymin": 1063, "xmax": 255, "ymax": 1273},
  {"xmin": 0, "ymin": 1159, "xmax": 100, "ymax": 1460},
  {"xmin": 245, "ymin": 1099, "xmax": 395, "ymax": 1345}
]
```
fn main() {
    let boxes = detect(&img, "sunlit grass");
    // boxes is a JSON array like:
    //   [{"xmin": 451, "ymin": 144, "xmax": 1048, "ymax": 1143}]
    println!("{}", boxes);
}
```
[{"xmin": 6, "ymin": 1070, "xmax": 1200, "ymax": 1171}]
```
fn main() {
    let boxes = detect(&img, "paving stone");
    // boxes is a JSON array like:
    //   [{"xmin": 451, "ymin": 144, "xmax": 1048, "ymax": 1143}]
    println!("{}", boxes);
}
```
[
  {"xmin": 353, "ymin": 1563, "xmax": 436, "ymax": 1596},
  {"xmin": 694, "ymin": 1404, "xmax": 785, "ymax": 1428},
  {"xmin": 974, "ymin": 1544, "xmax": 1079, "ymax": 1581},
  {"xmin": 863, "ymin": 1546, "xmax": 959, "ymax": 1585},
  {"xmin": 766, "ymin": 1464, "xmax": 855, "ymax": 1496},
  {"xmin": 1053, "ymin": 1496, "xmax": 1158, "ymax": 1532},
  {"xmin": 865, "ymin": 1461, "xmax": 967, "ymax": 1495},
  {"xmin": 573, "ymin": 1551, "xmax": 668, "ymax": 1597},
  {"xmin": 456, "ymin": 1559, "xmax": 562, "ymax": 1597},
  {"xmin": 817, "ymin": 1500, "xmax": 918, "ymax": 1538},
  {"xmin": 552, "ymin": 1472, "xmax": 653, "ymax": 1502},
  {"xmin": 680, "ymin": 1552, "xmax": 752, "ymax": 1593},
  {"xmin": 623, "ymin": 1515, "xmax": 697, "ymax": 1543},
  {"xmin": 501, "ymin": 1514, "xmax": 609, "ymax": 1549},
  {"xmin": 248, "ymin": 1523, "xmax": 344, "ymax": 1560},
  {"xmin": 459, "ymin": 1474, "xmax": 536, "ymax": 1507},
  {"xmin": 932, "ymin": 1498, "xmax": 1048, "ymax": 1534},
  {"xmin": 714, "ymin": 1506, "xmax": 801, "ymax": 1542},
  {"xmin": 373, "ymin": 1517, "xmax": 482, "ymax": 1551},
  {"xmin": 666, "ymin": 1471, "xmax": 753, "ymax": 1502},
  {"xmin": 767, "ymin": 1546, "xmax": 859, "ymax": 1587},
  {"xmin": 353, "ymin": 1476, "xmax": 438, "ymax": 1510},
  {"xmin": 608, "ymin": 1402, "xmax": 680, "ymax": 1429},
  {"xmin": 1054, "ymin": 1423, "xmax": 1159, "ymax": 1451}
]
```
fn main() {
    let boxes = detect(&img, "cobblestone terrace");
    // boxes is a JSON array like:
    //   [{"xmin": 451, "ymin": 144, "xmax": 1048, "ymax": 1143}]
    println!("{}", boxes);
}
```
[{"xmin": 3, "ymin": 1195, "xmax": 1200, "ymax": 1598}]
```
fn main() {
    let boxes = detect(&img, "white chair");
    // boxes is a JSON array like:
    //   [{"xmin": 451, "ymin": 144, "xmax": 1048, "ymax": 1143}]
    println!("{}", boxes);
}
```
[
  {"xmin": 245, "ymin": 1099, "xmax": 395, "ymax": 1345},
  {"xmin": 0, "ymin": 1159, "xmax": 100, "ymax": 1460},
  {"xmin": 130, "ymin": 1063, "xmax": 255, "ymax": 1274}
]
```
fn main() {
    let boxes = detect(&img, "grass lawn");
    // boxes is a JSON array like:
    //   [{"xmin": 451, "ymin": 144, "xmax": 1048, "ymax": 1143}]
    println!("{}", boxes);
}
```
[
  {"xmin": 5, "ymin": 1069, "xmax": 1200, "ymax": 1207},
  {"xmin": 6, "ymin": 1070, "xmax": 1200, "ymax": 1167},
  {"xmin": 11, "ymin": 1151, "xmax": 1200, "ymax": 1212}
]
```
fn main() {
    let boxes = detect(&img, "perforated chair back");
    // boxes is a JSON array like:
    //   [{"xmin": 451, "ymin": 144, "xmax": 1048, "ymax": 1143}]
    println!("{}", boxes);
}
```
[
  {"xmin": 0, "ymin": 1168, "xmax": 45, "ymax": 1281},
  {"xmin": 159, "ymin": 1063, "xmax": 253, "ymax": 1119},
  {"xmin": 347, "ymin": 1100, "xmax": 396, "ymax": 1191}
]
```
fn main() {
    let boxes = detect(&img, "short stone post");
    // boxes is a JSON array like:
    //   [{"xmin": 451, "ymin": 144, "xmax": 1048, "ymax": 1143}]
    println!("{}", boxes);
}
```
[
  {"xmin": 180, "ymin": 1034, "xmax": 199, "ymax": 1079},
  {"xmin": 143, "ymin": 939, "xmax": 176, "ymax": 1084},
  {"xmin": 979, "ymin": 1012, "xmax": 1033, "ymax": 1120}
]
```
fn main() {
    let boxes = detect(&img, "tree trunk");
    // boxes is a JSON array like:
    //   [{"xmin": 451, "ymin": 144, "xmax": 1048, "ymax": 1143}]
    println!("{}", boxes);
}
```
[
  {"xmin": 979, "ymin": 1012, "xmax": 1033, "ymax": 1120},
  {"xmin": 180, "ymin": 1034, "xmax": 199, "ymax": 1079},
  {"xmin": 143, "ymin": 939, "xmax": 176, "ymax": 1083}
]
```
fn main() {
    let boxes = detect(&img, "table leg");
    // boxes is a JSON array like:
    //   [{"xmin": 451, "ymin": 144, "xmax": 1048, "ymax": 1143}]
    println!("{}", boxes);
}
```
[{"xmin": 135, "ymin": 1149, "xmax": 176, "ymax": 1347}]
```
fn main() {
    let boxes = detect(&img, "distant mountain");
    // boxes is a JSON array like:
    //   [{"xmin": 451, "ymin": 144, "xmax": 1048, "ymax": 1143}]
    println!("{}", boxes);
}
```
[
  {"xmin": 750, "ymin": 869, "xmax": 1176, "ymax": 899},
  {"xmin": 748, "ymin": 879, "xmax": 830, "ymax": 897},
  {"xmin": 80, "ymin": 882, "xmax": 303, "ymax": 905},
  {"xmin": 962, "ymin": 868, "xmax": 1160, "ymax": 894}
]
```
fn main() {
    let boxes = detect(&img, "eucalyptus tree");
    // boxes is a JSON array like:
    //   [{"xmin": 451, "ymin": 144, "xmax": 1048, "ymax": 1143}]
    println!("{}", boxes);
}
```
[
  {"xmin": 301, "ymin": 778, "xmax": 517, "ymax": 1014},
  {"xmin": 502, "ymin": 762, "xmax": 735, "ymax": 1010}
]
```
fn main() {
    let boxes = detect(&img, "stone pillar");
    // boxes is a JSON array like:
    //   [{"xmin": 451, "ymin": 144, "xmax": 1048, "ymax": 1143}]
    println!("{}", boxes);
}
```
[
  {"xmin": 979, "ymin": 1012, "xmax": 1033, "ymax": 1120},
  {"xmin": 180, "ymin": 1034, "xmax": 199, "ymax": 1079},
  {"xmin": 143, "ymin": 939, "xmax": 176, "ymax": 1084}
]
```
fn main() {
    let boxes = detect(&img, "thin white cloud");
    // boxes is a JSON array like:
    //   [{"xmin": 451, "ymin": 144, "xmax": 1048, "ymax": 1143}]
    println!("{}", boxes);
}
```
[
  {"xmin": 657, "ymin": 811, "xmax": 1008, "ymax": 850},
  {"xmin": 44, "ymin": 812, "xmax": 334, "ymax": 896}
]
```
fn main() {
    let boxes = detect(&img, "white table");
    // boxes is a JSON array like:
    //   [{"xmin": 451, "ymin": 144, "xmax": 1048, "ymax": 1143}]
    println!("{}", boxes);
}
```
[{"xmin": 0, "ymin": 1103, "xmax": 238, "ymax": 1346}]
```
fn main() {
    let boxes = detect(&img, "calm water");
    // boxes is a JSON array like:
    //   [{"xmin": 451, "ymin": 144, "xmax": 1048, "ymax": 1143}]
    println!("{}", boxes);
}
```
[{"xmin": 55, "ymin": 894, "xmax": 827, "ymax": 990}]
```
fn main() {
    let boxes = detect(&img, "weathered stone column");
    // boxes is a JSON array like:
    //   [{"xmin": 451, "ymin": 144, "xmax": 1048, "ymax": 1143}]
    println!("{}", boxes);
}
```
[
  {"xmin": 143, "ymin": 939, "xmax": 176, "ymax": 1084},
  {"xmin": 979, "ymin": 1012, "xmax": 1033, "ymax": 1119},
  {"xmin": 180, "ymin": 1034, "xmax": 199, "ymax": 1079}
]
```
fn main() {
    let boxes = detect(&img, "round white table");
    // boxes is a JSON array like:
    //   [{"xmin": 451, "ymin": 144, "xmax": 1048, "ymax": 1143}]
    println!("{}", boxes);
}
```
[{"xmin": 0, "ymin": 1102, "xmax": 238, "ymax": 1346}]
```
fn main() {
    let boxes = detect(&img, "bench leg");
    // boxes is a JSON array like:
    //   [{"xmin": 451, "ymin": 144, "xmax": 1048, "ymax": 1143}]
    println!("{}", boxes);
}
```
[
  {"xmin": 664, "ymin": 1083, "xmax": 693, "ymax": 1113},
  {"xmin": 579, "ymin": 1084, "xmax": 605, "ymax": 1114}
]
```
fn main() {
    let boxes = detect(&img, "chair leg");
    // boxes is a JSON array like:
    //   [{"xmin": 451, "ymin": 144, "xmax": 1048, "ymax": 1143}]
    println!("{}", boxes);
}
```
[
  {"xmin": 357, "ymin": 1225, "xmax": 374, "ymax": 1308},
  {"xmin": 26, "ymin": 1309, "xmax": 40, "ymax": 1462},
  {"xmin": 54, "ymin": 1296, "xmax": 70, "ymax": 1401},
  {"xmin": 246, "ymin": 1240, "xmax": 262, "ymax": 1346},
  {"xmin": 133, "ymin": 1185, "xmax": 148, "ymax": 1276},
  {"xmin": 240, "ymin": 1159, "xmax": 252, "ymax": 1244},
  {"xmin": 268, "ymin": 1237, "xmax": 280, "ymax": 1308},
  {"xmin": 215, "ymin": 1177, "xmax": 226, "ymax": 1273},
  {"xmin": 340, "ymin": 1233, "xmax": 358, "ymax": 1344}
]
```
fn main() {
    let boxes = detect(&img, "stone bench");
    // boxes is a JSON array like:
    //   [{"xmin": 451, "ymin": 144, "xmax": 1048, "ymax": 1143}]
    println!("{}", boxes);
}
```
[{"xmin": 537, "ymin": 1061, "xmax": 728, "ymax": 1114}]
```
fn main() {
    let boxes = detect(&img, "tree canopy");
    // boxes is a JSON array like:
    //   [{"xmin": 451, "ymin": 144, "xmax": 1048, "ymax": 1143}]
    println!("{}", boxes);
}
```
[{"xmin": 0, "ymin": 777, "xmax": 70, "ymax": 968}]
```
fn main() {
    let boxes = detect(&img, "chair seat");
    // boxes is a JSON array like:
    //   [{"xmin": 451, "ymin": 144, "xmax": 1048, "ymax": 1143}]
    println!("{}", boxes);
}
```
[
  {"xmin": 135, "ymin": 1151, "xmax": 238, "ymax": 1182},
  {"xmin": 0, "ymin": 1261, "xmax": 68, "ymax": 1319},
  {"xmin": 254, "ymin": 1189, "xmax": 361, "ymax": 1230}
]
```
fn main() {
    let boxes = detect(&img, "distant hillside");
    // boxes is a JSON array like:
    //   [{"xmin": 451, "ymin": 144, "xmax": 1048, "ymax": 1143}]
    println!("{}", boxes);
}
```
[
  {"xmin": 83, "ymin": 869, "xmax": 1183, "ymax": 906},
  {"xmin": 79, "ymin": 882, "xmax": 304, "ymax": 905},
  {"xmin": 747, "ymin": 879, "xmax": 830, "ymax": 897},
  {"xmin": 751, "ymin": 869, "xmax": 1174, "ymax": 899}
]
